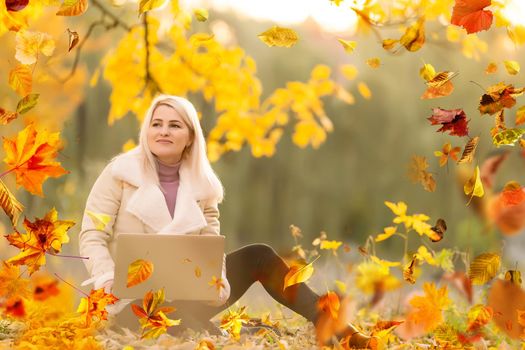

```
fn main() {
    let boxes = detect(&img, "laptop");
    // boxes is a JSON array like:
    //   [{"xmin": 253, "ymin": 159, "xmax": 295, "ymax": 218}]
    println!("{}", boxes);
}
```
[{"xmin": 112, "ymin": 233, "xmax": 225, "ymax": 301}]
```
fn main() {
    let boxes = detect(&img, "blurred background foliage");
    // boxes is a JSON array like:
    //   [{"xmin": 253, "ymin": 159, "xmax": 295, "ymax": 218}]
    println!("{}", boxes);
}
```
[{"xmin": 1, "ymin": 0, "xmax": 525, "ymax": 281}]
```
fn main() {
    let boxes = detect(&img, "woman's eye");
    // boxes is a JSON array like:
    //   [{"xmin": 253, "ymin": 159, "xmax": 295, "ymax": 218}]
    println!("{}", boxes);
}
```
[{"xmin": 170, "ymin": 124, "xmax": 181, "ymax": 128}]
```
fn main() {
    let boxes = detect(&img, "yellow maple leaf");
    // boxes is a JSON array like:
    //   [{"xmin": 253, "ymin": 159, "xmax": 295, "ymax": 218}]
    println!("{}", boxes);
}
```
[
  {"xmin": 77, "ymin": 288, "xmax": 119, "ymax": 327},
  {"xmin": 15, "ymin": 30, "xmax": 55, "ymax": 65},
  {"xmin": 407, "ymin": 282, "xmax": 451, "ymax": 332},
  {"xmin": 3, "ymin": 123, "xmax": 69, "ymax": 196},
  {"xmin": 6, "ymin": 208, "xmax": 75, "ymax": 275},
  {"xmin": 208, "ymin": 275, "xmax": 225, "ymax": 291},
  {"xmin": 0, "ymin": 261, "xmax": 31, "ymax": 299},
  {"xmin": 220, "ymin": 306, "xmax": 250, "ymax": 340}
]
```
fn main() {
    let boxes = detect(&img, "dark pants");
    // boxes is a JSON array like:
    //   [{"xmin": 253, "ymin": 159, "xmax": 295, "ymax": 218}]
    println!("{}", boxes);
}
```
[{"xmin": 114, "ymin": 243, "xmax": 320, "ymax": 331}]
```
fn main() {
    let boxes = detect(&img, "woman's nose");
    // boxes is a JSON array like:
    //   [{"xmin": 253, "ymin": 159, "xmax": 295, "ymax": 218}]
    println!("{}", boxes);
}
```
[{"xmin": 160, "ymin": 126, "xmax": 169, "ymax": 135}]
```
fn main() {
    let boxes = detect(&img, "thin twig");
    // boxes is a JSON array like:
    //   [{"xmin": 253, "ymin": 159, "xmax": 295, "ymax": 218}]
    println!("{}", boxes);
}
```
[
  {"xmin": 54, "ymin": 272, "xmax": 89, "ymax": 297},
  {"xmin": 91, "ymin": 0, "xmax": 132, "ymax": 32},
  {"xmin": 46, "ymin": 251, "xmax": 90, "ymax": 260}
]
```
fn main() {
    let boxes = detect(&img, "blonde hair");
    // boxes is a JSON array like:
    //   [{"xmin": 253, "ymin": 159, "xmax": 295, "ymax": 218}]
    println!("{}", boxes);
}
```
[{"xmin": 136, "ymin": 94, "xmax": 224, "ymax": 203}]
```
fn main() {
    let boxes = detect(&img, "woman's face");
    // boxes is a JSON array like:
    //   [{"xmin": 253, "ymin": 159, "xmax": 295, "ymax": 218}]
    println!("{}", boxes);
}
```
[{"xmin": 147, "ymin": 104, "xmax": 192, "ymax": 165}]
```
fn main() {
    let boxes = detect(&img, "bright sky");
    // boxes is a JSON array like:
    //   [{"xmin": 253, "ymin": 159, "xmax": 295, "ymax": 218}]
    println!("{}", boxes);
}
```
[
  {"xmin": 183, "ymin": 0, "xmax": 359, "ymax": 33},
  {"xmin": 181, "ymin": 0, "xmax": 525, "ymax": 33}
]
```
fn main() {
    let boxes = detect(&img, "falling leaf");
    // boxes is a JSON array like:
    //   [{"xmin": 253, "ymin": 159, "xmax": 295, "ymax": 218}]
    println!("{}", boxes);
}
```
[
  {"xmin": 15, "ymin": 30, "xmax": 55, "ymax": 65},
  {"xmin": 317, "ymin": 291, "xmax": 340, "ymax": 320},
  {"xmin": 5, "ymin": 207, "xmax": 75, "ymax": 275},
  {"xmin": 319, "ymin": 240, "xmax": 342, "ymax": 255},
  {"xmin": 8, "ymin": 65, "xmax": 32, "ymax": 96},
  {"xmin": 466, "ymin": 304, "xmax": 493, "ymax": 332},
  {"xmin": 406, "ymin": 283, "xmax": 451, "ymax": 332},
  {"xmin": 0, "ymin": 179, "xmax": 24, "ymax": 226},
  {"xmin": 485, "ymin": 61, "xmax": 497, "ymax": 74},
  {"xmin": 420, "ymin": 63, "xmax": 436, "ymax": 81},
  {"xmin": 138, "ymin": 0, "xmax": 167, "ymax": 15},
  {"xmin": 56, "ymin": 0, "xmax": 88, "ymax": 16},
  {"xmin": 382, "ymin": 38, "xmax": 398, "ymax": 51},
  {"xmin": 451, "ymin": 0, "xmax": 493, "ymax": 34},
  {"xmin": 283, "ymin": 256, "xmax": 318, "ymax": 290},
  {"xmin": 468, "ymin": 252, "xmax": 500, "ymax": 285},
  {"xmin": 131, "ymin": 288, "xmax": 178, "ymax": 339},
  {"xmin": 195, "ymin": 266, "xmax": 202, "ymax": 278},
  {"xmin": 2, "ymin": 123, "xmax": 69, "ymax": 196},
  {"xmin": 428, "ymin": 108, "xmax": 469, "ymax": 137},
  {"xmin": 500, "ymin": 181, "xmax": 525, "ymax": 207},
  {"xmin": 357, "ymin": 81, "xmax": 372, "ymax": 99},
  {"xmin": 220, "ymin": 306, "xmax": 250, "ymax": 340},
  {"xmin": 516, "ymin": 106, "xmax": 525, "ymax": 126},
  {"xmin": 478, "ymin": 82, "xmax": 525, "ymax": 115},
  {"xmin": 420, "ymin": 68, "xmax": 458, "ymax": 100},
  {"xmin": 5, "ymin": 0, "xmax": 29, "ymax": 11},
  {"xmin": 457, "ymin": 136, "xmax": 479, "ymax": 164},
  {"xmin": 340, "ymin": 64, "xmax": 358, "ymax": 80},
  {"xmin": 337, "ymin": 38, "xmax": 356, "ymax": 53},
  {"xmin": 408, "ymin": 155, "xmax": 436, "ymax": 192},
  {"xmin": 400, "ymin": 17, "xmax": 425, "ymax": 51},
  {"xmin": 16, "ymin": 93, "xmax": 39, "ymax": 115},
  {"xmin": 86, "ymin": 210, "xmax": 111, "ymax": 231},
  {"xmin": 505, "ymin": 270, "xmax": 522, "ymax": 286},
  {"xmin": 208, "ymin": 275, "xmax": 225, "ymax": 292},
  {"xmin": 127, "ymin": 259, "xmax": 154, "ymax": 288},
  {"xmin": 289, "ymin": 224, "xmax": 303, "ymax": 239},
  {"xmin": 67, "ymin": 28, "xmax": 79, "ymax": 52},
  {"xmin": 487, "ymin": 279, "xmax": 525, "ymax": 339},
  {"xmin": 258, "ymin": 26, "xmax": 299, "ymax": 48},
  {"xmin": 434, "ymin": 143, "xmax": 461, "ymax": 167},
  {"xmin": 492, "ymin": 128, "xmax": 525, "ymax": 147},
  {"xmin": 0, "ymin": 108, "xmax": 18, "ymax": 125},
  {"xmin": 366, "ymin": 57, "xmax": 380, "ymax": 68},
  {"xmin": 371, "ymin": 255, "xmax": 401, "ymax": 268},
  {"xmin": 403, "ymin": 255, "xmax": 417, "ymax": 284},
  {"xmin": 429, "ymin": 218, "xmax": 447, "ymax": 242},
  {"xmin": 375, "ymin": 226, "xmax": 397, "ymax": 242},
  {"xmin": 503, "ymin": 60, "xmax": 520, "ymax": 75},
  {"xmin": 77, "ymin": 288, "xmax": 119, "ymax": 326},
  {"xmin": 335, "ymin": 85, "xmax": 355, "ymax": 105},
  {"xmin": 464, "ymin": 166, "xmax": 484, "ymax": 204},
  {"xmin": 194, "ymin": 8, "xmax": 208, "ymax": 22}
]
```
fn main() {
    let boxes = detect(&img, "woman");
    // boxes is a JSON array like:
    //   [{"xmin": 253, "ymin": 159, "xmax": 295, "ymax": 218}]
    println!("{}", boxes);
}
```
[{"xmin": 78, "ymin": 95, "xmax": 376, "ymax": 348}]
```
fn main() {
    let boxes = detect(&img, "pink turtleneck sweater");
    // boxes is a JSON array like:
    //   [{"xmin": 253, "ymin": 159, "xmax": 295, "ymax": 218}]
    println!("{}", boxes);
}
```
[{"xmin": 155, "ymin": 158, "xmax": 181, "ymax": 218}]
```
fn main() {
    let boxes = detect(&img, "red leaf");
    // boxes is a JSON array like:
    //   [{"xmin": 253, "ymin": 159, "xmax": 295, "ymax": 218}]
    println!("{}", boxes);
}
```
[
  {"xmin": 451, "ymin": 0, "xmax": 493, "ymax": 34},
  {"xmin": 5, "ymin": 0, "xmax": 29, "ymax": 11},
  {"xmin": 428, "ymin": 108, "xmax": 469, "ymax": 137}
]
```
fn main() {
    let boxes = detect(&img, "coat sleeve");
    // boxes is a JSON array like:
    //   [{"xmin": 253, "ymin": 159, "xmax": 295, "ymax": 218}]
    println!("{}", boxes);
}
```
[
  {"xmin": 201, "ymin": 199, "xmax": 231, "ymax": 306},
  {"xmin": 78, "ymin": 161, "xmax": 121, "ymax": 290}
]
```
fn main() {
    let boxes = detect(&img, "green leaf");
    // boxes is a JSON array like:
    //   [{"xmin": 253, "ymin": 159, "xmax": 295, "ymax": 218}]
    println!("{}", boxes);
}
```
[
  {"xmin": 492, "ymin": 128, "xmax": 525, "ymax": 147},
  {"xmin": 16, "ymin": 94, "xmax": 39, "ymax": 115}
]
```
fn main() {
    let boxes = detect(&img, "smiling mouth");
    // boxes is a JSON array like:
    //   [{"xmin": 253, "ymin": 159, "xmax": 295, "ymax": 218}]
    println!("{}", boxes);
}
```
[{"xmin": 157, "ymin": 140, "xmax": 172, "ymax": 143}]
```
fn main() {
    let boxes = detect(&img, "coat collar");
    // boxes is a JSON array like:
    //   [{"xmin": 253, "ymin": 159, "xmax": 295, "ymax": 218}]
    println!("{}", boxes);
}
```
[{"xmin": 110, "ymin": 149, "xmax": 207, "ymax": 234}]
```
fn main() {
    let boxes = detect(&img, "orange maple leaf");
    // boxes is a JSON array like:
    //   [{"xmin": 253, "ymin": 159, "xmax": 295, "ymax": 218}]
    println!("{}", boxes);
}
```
[
  {"xmin": 31, "ymin": 272, "xmax": 60, "ymax": 301},
  {"xmin": 77, "ymin": 288, "xmax": 119, "ymax": 327},
  {"xmin": 451, "ymin": 0, "xmax": 493, "ymax": 34},
  {"xmin": 3, "ymin": 295, "xmax": 26, "ymax": 318},
  {"xmin": 131, "ymin": 288, "xmax": 179, "ymax": 339},
  {"xmin": 2, "ymin": 123, "xmax": 68, "ymax": 196},
  {"xmin": 5, "ymin": 207, "xmax": 75, "ymax": 275}
]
